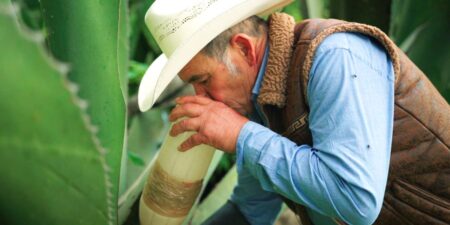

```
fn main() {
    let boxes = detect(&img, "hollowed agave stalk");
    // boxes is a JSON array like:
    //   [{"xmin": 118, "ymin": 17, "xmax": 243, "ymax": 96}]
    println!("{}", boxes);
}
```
[{"xmin": 139, "ymin": 120, "xmax": 216, "ymax": 225}]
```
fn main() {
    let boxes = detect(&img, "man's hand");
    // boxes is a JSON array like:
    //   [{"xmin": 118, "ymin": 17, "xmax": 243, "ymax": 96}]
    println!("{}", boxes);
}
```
[{"xmin": 169, "ymin": 95, "xmax": 249, "ymax": 153}]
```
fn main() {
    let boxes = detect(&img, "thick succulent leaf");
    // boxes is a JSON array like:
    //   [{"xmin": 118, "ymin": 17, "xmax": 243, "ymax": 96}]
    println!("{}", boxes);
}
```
[
  {"xmin": 125, "ymin": 108, "xmax": 170, "ymax": 189},
  {"xmin": 10, "ymin": 0, "xmax": 42, "ymax": 30},
  {"xmin": 390, "ymin": 0, "xmax": 450, "ymax": 101},
  {"xmin": 398, "ymin": 24, "xmax": 426, "ymax": 53},
  {"xmin": 300, "ymin": 0, "xmax": 329, "ymax": 19},
  {"xmin": 189, "ymin": 165, "xmax": 293, "ymax": 225},
  {"xmin": 329, "ymin": 0, "xmax": 391, "ymax": 33},
  {"xmin": 282, "ymin": 0, "xmax": 303, "ymax": 22},
  {"xmin": 39, "ymin": 0, "xmax": 129, "ymax": 203},
  {"xmin": 0, "ymin": 3, "xmax": 114, "ymax": 225},
  {"xmin": 117, "ymin": 0, "xmax": 129, "ymax": 98},
  {"xmin": 190, "ymin": 166, "xmax": 238, "ymax": 224},
  {"xmin": 182, "ymin": 151, "xmax": 224, "ymax": 225},
  {"xmin": 128, "ymin": 0, "xmax": 155, "ymax": 59}
]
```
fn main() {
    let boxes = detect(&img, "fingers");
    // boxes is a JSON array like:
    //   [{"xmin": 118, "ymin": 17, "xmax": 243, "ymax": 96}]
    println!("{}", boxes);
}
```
[
  {"xmin": 170, "ymin": 117, "xmax": 201, "ymax": 137},
  {"xmin": 178, "ymin": 133, "xmax": 208, "ymax": 151},
  {"xmin": 176, "ymin": 95, "xmax": 211, "ymax": 105},
  {"xmin": 169, "ymin": 103, "xmax": 204, "ymax": 122}
]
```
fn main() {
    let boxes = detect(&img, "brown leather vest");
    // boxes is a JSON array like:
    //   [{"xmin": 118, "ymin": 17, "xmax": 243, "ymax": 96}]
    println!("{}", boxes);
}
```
[{"xmin": 257, "ymin": 13, "xmax": 450, "ymax": 225}]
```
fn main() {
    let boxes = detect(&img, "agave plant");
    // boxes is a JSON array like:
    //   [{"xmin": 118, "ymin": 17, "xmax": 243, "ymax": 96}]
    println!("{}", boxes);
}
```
[
  {"xmin": 0, "ymin": 0, "xmax": 221, "ymax": 222},
  {"xmin": 0, "ymin": 1, "xmax": 120, "ymax": 224},
  {"xmin": 0, "ymin": 0, "xmax": 448, "ymax": 225}
]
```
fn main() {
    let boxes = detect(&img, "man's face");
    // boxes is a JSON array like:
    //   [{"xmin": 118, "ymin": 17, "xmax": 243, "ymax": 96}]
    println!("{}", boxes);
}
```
[{"xmin": 178, "ymin": 51, "xmax": 257, "ymax": 116}]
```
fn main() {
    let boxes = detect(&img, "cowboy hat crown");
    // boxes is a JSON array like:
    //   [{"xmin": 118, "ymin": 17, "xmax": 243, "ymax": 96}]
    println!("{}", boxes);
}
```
[{"xmin": 138, "ymin": 0, "xmax": 292, "ymax": 111}]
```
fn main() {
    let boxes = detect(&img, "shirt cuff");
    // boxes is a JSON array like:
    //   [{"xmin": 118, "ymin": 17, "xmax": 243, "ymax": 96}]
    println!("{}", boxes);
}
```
[{"xmin": 236, "ymin": 121, "xmax": 274, "ymax": 177}]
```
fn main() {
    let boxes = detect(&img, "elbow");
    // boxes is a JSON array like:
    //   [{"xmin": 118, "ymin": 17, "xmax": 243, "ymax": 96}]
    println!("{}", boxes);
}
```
[
  {"xmin": 340, "ymin": 188, "xmax": 383, "ymax": 225},
  {"xmin": 348, "ymin": 202, "xmax": 381, "ymax": 225}
]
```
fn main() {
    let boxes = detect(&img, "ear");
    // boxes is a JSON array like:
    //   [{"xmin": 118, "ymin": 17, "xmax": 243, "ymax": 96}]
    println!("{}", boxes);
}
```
[{"xmin": 230, "ymin": 33, "xmax": 257, "ymax": 67}]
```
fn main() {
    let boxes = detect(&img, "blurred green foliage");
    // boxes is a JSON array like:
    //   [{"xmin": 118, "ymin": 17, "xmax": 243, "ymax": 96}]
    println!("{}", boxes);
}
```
[
  {"xmin": 0, "ymin": 2, "xmax": 113, "ymax": 224},
  {"xmin": 40, "ymin": 0, "xmax": 129, "ymax": 198},
  {"xmin": 389, "ymin": 0, "xmax": 450, "ymax": 100},
  {"xmin": 0, "ymin": 0, "xmax": 449, "ymax": 225}
]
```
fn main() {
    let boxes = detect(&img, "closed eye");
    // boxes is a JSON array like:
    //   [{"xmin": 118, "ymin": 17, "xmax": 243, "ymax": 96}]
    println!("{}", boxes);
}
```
[
  {"xmin": 187, "ymin": 74, "xmax": 207, "ymax": 84},
  {"xmin": 199, "ymin": 77, "xmax": 210, "ymax": 85}
]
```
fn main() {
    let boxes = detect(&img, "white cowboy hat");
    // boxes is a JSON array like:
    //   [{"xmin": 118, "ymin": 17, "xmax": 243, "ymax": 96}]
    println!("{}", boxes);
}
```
[{"xmin": 138, "ymin": 0, "xmax": 293, "ymax": 111}]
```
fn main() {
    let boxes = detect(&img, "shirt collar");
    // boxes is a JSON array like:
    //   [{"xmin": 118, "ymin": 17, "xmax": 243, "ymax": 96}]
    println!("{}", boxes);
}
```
[
  {"xmin": 252, "ymin": 42, "xmax": 270, "ymax": 98},
  {"xmin": 249, "ymin": 41, "xmax": 269, "ymax": 125}
]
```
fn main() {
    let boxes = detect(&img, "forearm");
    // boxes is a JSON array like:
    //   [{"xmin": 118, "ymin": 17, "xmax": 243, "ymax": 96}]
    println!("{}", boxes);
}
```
[{"xmin": 237, "ymin": 121, "xmax": 383, "ymax": 225}]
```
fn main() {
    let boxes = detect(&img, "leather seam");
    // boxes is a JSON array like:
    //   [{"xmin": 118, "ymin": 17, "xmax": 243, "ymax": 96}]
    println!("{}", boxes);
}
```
[
  {"xmin": 395, "ymin": 103, "xmax": 450, "ymax": 149},
  {"xmin": 383, "ymin": 198, "xmax": 414, "ymax": 225},
  {"xmin": 394, "ymin": 190, "xmax": 449, "ymax": 224}
]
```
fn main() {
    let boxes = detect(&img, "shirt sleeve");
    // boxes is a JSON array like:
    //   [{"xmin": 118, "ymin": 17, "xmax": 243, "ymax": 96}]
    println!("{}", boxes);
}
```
[
  {"xmin": 235, "ymin": 33, "xmax": 395, "ymax": 225},
  {"xmin": 229, "ymin": 165, "xmax": 283, "ymax": 225}
]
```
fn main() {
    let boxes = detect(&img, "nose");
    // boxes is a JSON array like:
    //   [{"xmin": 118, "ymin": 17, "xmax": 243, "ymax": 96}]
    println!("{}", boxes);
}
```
[{"xmin": 193, "ymin": 84, "xmax": 211, "ymax": 98}]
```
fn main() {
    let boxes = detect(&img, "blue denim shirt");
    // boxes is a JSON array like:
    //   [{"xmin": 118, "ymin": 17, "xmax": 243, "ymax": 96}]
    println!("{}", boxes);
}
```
[{"xmin": 231, "ymin": 32, "xmax": 395, "ymax": 225}]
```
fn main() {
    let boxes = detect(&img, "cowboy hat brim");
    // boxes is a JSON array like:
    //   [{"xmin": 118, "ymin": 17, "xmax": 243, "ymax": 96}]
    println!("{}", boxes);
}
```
[{"xmin": 138, "ymin": 0, "xmax": 293, "ymax": 112}]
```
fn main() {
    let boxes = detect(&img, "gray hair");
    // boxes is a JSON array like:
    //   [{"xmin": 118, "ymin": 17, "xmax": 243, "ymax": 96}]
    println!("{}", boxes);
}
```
[{"xmin": 200, "ymin": 16, "xmax": 268, "ymax": 74}]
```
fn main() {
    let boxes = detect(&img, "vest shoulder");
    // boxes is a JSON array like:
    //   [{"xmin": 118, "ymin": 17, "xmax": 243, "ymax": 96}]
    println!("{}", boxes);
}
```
[{"xmin": 316, "ymin": 32, "xmax": 388, "ymax": 59}]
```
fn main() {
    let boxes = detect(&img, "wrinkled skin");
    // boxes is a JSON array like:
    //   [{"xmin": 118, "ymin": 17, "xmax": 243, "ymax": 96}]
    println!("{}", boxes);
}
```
[{"xmin": 169, "ymin": 33, "xmax": 267, "ymax": 153}]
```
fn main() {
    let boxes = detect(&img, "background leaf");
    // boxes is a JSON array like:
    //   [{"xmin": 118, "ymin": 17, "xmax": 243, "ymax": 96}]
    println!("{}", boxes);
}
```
[
  {"xmin": 300, "ymin": 0, "xmax": 329, "ymax": 18},
  {"xmin": 191, "ymin": 166, "xmax": 238, "ymax": 224},
  {"xmin": 282, "ymin": 0, "xmax": 303, "ymax": 22},
  {"xmin": 39, "ymin": 0, "xmax": 129, "ymax": 200},
  {"xmin": 389, "ymin": 0, "xmax": 450, "ymax": 101},
  {"xmin": 0, "ymin": 2, "xmax": 113, "ymax": 224},
  {"xmin": 128, "ymin": 0, "xmax": 155, "ymax": 60},
  {"xmin": 125, "ymin": 108, "xmax": 169, "ymax": 189},
  {"xmin": 329, "ymin": 0, "xmax": 391, "ymax": 33}
]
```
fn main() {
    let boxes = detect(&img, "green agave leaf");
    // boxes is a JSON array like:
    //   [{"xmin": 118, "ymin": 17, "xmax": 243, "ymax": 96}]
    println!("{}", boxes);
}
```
[
  {"xmin": 183, "ymin": 150, "xmax": 224, "ymax": 225},
  {"xmin": 189, "ymin": 165, "xmax": 292, "ymax": 225},
  {"xmin": 128, "ymin": 0, "xmax": 155, "ymax": 59},
  {"xmin": 39, "ymin": 0, "xmax": 129, "ymax": 201},
  {"xmin": 0, "ymin": 3, "xmax": 114, "ymax": 225},
  {"xmin": 128, "ymin": 60, "xmax": 149, "ymax": 84},
  {"xmin": 125, "ymin": 108, "xmax": 169, "ymax": 189},
  {"xmin": 328, "ymin": 0, "xmax": 391, "ymax": 33},
  {"xmin": 190, "ymin": 166, "xmax": 238, "ymax": 224},
  {"xmin": 398, "ymin": 23, "xmax": 427, "ymax": 53},
  {"xmin": 282, "ymin": 0, "xmax": 303, "ymax": 22},
  {"xmin": 11, "ymin": 0, "xmax": 43, "ymax": 30},
  {"xmin": 119, "ymin": 108, "xmax": 170, "ymax": 224},
  {"xmin": 118, "ymin": 108, "xmax": 169, "ymax": 224},
  {"xmin": 301, "ymin": 0, "xmax": 329, "ymax": 19},
  {"xmin": 390, "ymin": 0, "xmax": 450, "ymax": 101},
  {"xmin": 127, "ymin": 151, "xmax": 146, "ymax": 167},
  {"xmin": 389, "ymin": 0, "xmax": 440, "ymax": 44}
]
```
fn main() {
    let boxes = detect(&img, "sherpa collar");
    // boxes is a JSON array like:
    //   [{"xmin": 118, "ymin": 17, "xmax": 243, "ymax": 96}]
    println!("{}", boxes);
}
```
[{"xmin": 257, "ymin": 12, "xmax": 295, "ymax": 108}]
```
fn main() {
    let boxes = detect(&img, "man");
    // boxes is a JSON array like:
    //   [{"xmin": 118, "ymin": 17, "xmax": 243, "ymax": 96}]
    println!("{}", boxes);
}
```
[{"xmin": 138, "ymin": 1, "xmax": 450, "ymax": 224}]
